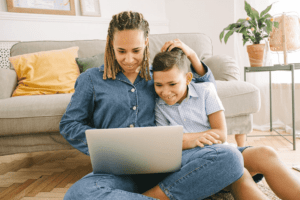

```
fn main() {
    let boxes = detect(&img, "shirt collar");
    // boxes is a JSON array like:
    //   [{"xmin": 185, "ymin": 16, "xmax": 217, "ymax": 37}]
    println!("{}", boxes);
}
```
[
  {"xmin": 157, "ymin": 83, "xmax": 199, "ymax": 105},
  {"xmin": 99, "ymin": 64, "xmax": 143, "ymax": 85}
]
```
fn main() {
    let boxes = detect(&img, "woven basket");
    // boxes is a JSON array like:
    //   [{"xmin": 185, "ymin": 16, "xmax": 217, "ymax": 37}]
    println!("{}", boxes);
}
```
[{"xmin": 247, "ymin": 44, "xmax": 265, "ymax": 67}]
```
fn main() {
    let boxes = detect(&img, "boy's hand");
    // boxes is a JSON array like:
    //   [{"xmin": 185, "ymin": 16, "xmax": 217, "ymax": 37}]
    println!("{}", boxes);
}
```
[
  {"xmin": 161, "ymin": 39, "xmax": 194, "ymax": 58},
  {"xmin": 194, "ymin": 131, "xmax": 222, "ymax": 148}
]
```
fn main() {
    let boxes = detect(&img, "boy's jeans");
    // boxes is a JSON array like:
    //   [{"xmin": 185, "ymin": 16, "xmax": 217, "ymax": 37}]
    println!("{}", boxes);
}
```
[{"xmin": 64, "ymin": 144, "xmax": 243, "ymax": 200}]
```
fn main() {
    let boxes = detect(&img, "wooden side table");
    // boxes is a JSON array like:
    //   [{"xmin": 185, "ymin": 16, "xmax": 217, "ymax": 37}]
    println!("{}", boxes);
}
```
[{"xmin": 244, "ymin": 63, "xmax": 300, "ymax": 150}]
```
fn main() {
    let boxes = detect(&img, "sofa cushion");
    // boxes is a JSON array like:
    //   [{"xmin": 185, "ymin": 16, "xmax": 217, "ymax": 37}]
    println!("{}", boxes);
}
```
[
  {"xmin": 216, "ymin": 80, "xmax": 261, "ymax": 117},
  {"xmin": 10, "ymin": 40, "xmax": 106, "ymax": 59},
  {"xmin": 9, "ymin": 47, "xmax": 80, "ymax": 97},
  {"xmin": 203, "ymin": 55, "xmax": 240, "ymax": 81},
  {"xmin": 76, "ymin": 53, "xmax": 104, "ymax": 73},
  {"xmin": 0, "ymin": 68, "xmax": 17, "ymax": 99},
  {"xmin": 0, "ymin": 93, "xmax": 72, "ymax": 136}
]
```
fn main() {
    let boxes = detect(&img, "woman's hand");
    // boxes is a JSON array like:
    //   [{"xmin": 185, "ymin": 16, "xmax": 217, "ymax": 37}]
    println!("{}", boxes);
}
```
[
  {"xmin": 161, "ymin": 39, "xmax": 205, "ymax": 76},
  {"xmin": 161, "ymin": 39, "xmax": 195, "ymax": 58},
  {"xmin": 183, "ymin": 131, "xmax": 222, "ymax": 150}
]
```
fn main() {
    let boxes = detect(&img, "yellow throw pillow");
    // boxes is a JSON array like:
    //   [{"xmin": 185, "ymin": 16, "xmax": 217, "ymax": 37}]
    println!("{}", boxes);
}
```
[{"xmin": 9, "ymin": 47, "xmax": 80, "ymax": 97}]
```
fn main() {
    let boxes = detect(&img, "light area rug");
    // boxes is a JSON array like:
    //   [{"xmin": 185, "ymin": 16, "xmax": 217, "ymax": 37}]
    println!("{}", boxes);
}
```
[{"xmin": 204, "ymin": 182, "xmax": 280, "ymax": 200}]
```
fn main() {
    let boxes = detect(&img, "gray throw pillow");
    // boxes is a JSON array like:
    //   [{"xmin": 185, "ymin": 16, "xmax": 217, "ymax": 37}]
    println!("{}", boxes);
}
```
[{"xmin": 76, "ymin": 53, "xmax": 104, "ymax": 73}]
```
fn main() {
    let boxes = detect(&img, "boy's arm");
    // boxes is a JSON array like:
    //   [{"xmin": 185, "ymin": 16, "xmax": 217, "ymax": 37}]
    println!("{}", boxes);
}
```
[
  {"xmin": 182, "ymin": 83, "xmax": 226, "ymax": 150},
  {"xmin": 182, "ymin": 111, "xmax": 226, "ymax": 150}
]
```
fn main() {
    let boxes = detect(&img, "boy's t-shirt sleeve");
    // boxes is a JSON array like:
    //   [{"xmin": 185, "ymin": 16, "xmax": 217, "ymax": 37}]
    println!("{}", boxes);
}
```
[
  {"xmin": 205, "ymin": 83, "xmax": 225, "ymax": 116},
  {"xmin": 155, "ymin": 103, "xmax": 170, "ymax": 126}
]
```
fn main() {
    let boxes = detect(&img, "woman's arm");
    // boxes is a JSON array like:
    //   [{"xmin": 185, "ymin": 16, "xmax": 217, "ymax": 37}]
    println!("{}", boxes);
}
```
[
  {"xmin": 182, "ymin": 110, "xmax": 226, "ymax": 150},
  {"xmin": 59, "ymin": 72, "xmax": 95, "ymax": 155}
]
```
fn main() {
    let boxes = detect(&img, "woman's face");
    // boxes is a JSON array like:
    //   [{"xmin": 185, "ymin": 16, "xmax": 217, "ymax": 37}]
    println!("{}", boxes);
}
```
[{"xmin": 113, "ymin": 29, "xmax": 148, "ymax": 74}]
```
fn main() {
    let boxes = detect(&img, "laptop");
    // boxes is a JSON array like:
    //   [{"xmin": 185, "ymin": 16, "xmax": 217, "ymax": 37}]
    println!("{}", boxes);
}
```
[{"xmin": 85, "ymin": 125, "xmax": 183, "ymax": 175}]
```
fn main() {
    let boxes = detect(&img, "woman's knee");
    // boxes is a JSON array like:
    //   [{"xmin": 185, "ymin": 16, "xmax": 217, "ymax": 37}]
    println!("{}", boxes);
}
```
[
  {"xmin": 207, "ymin": 145, "xmax": 245, "ymax": 189},
  {"xmin": 200, "ymin": 145, "xmax": 244, "ymax": 182}
]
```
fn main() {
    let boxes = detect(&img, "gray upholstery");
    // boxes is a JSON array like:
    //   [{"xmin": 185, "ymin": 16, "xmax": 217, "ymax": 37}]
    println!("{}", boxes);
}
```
[
  {"xmin": 203, "ymin": 55, "xmax": 240, "ymax": 81},
  {"xmin": 0, "ymin": 68, "xmax": 17, "ymax": 99},
  {"xmin": 216, "ymin": 81, "xmax": 261, "ymax": 117},
  {"xmin": 0, "ymin": 33, "xmax": 261, "ymax": 156}
]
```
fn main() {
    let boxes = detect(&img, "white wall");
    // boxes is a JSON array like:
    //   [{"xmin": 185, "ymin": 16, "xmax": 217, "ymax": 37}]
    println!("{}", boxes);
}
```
[
  {"xmin": 0, "ymin": 0, "xmax": 169, "ymax": 42},
  {"xmin": 165, "ymin": 0, "xmax": 236, "ymax": 58}
]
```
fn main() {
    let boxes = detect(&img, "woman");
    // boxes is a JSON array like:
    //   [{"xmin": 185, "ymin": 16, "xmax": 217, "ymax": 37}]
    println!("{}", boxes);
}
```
[{"xmin": 60, "ymin": 11, "xmax": 251, "ymax": 200}]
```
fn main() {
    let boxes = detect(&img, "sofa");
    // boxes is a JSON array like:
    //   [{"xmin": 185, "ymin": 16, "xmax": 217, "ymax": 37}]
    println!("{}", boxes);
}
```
[{"xmin": 0, "ymin": 33, "xmax": 260, "ymax": 156}]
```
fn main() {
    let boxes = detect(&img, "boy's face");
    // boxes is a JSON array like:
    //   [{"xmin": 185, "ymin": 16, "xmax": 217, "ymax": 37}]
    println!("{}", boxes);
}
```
[{"xmin": 153, "ymin": 66, "xmax": 192, "ymax": 105}]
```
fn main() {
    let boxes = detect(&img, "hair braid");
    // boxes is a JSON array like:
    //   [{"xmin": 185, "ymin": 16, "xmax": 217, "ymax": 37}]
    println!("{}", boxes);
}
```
[{"xmin": 103, "ymin": 11, "xmax": 151, "ymax": 81}]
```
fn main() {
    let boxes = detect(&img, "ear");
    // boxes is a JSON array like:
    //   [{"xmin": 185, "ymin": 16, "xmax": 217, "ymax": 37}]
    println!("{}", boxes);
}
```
[{"xmin": 186, "ymin": 72, "xmax": 193, "ymax": 85}]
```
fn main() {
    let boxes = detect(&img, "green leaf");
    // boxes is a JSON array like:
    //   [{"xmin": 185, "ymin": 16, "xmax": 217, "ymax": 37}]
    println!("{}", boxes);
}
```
[
  {"xmin": 237, "ymin": 18, "xmax": 246, "ymax": 23},
  {"xmin": 258, "ymin": 20, "xmax": 263, "ymax": 29},
  {"xmin": 229, "ymin": 23, "xmax": 240, "ymax": 29},
  {"xmin": 266, "ymin": 19, "xmax": 273, "ymax": 34},
  {"xmin": 251, "ymin": 18, "xmax": 257, "ymax": 27},
  {"xmin": 260, "ymin": 4, "xmax": 272, "ymax": 17},
  {"xmin": 233, "ymin": 27, "xmax": 241, "ymax": 32},
  {"xmin": 259, "ymin": 14, "xmax": 272, "ymax": 25},
  {"xmin": 224, "ymin": 30, "xmax": 234, "ymax": 44},
  {"xmin": 263, "ymin": 14, "xmax": 272, "ymax": 19},
  {"xmin": 219, "ymin": 30, "xmax": 225, "ymax": 42},
  {"xmin": 243, "ymin": 39, "xmax": 248, "ymax": 46},
  {"xmin": 252, "ymin": 8, "xmax": 260, "ymax": 20},
  {"xmin": 239, "ymin": 27, "xmax": 247, "ymax": 35},
  {"xmin": 274, "ymin": 21, "xmax": 279, "ymax": 28},
  {"xmin": 244, "ymin": 1, "xmax": 252, "ymax": 17}
]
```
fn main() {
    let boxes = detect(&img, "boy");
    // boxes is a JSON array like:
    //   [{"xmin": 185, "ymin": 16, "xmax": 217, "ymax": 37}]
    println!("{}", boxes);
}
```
[{"xmin": 152, "ymin": 44, "xmax": 300, "ymax": 200}]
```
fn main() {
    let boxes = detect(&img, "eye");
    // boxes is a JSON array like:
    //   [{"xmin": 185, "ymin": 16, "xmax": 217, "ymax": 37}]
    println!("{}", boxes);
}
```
[
  {"xmin": 118, "ymin": 51, "xmax": 125, "ymax": 54},
  {"xmin": 133, "ymin": 50, "xmax": 140, "ymax": 53},
  {"xmin": 170, "ymin": 83, "xmax": 177, "ymax": 86},
  {"xmin": 155, "ymin": 84, "xmax": 162, "ymax": 87}
]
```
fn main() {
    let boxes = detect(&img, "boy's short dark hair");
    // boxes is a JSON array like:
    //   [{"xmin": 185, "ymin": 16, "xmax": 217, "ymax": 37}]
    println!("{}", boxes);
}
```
[{"xmin": 152, "ymin": 47, "xmax": 189, "ymax": 73}]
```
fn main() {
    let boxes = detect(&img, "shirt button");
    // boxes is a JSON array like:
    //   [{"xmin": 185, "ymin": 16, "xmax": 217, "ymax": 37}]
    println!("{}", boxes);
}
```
[
  {"xmin": 130, "ymin": 124, "xmax": 134, "ymax": 128},
  {"xmin": 132, "ymin": 106, "xmax": 137, "ymax": 110},
  {"xmin": 131, "ymin": 88, "xmax": 135, "ymax": 92}
]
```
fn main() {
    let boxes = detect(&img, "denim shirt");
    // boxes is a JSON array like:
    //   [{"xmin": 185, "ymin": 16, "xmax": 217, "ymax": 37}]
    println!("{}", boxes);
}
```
[{"xmin": 59, "ymin": 62, "xmax": 216, "ymax": 155}]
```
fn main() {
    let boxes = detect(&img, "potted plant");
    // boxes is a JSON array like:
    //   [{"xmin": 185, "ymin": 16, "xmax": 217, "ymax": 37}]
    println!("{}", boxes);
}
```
[{"xmin": 219, "ymin": 1, "xmax": 279, "ymax": 67}]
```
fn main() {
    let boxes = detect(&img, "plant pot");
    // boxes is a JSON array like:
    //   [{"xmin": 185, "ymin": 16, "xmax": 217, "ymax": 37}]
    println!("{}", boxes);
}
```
[{"xmin": 247, "ymin": 44, "xmax": 265, "ymax": 67}]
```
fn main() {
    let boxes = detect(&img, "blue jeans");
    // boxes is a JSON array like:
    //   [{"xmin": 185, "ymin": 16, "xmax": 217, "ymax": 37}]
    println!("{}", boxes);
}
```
[{"xmin": 64, "ymin": 144, "xmax": 244, "ymax": 200}]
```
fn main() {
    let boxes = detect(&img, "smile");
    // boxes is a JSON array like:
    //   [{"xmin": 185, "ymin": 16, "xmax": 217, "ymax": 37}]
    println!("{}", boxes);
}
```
[{"xmin": 166, "ymin": 95, "xmax": 175, "ymax": 99}]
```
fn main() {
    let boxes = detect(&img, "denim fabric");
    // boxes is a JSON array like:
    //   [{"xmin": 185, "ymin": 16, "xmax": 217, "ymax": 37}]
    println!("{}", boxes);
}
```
[
  {"xmin": 59, "ymin": 62, "xmax": 215, "ymax": 155},
  {"xmin": 64, "ymin": 144, "xmax": 244, "ymax": 200}
]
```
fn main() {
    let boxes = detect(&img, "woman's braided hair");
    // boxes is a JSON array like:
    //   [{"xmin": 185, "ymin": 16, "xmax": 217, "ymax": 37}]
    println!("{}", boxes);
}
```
[{"xmin": 104, "ymin": 11, "xmax": 151, "ymax": 81}]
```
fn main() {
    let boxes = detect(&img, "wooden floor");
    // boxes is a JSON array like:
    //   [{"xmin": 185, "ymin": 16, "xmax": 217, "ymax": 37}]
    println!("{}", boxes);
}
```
[{"xmin": 0, "ymin": 130, "xmax": 300, "ymax": 200}]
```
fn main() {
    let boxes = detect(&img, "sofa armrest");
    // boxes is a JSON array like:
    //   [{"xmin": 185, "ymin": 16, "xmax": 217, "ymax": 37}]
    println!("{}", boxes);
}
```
[
  {"xmin": 202, "ymin": 55, "xmax": 240, "ymax": 81},
  {"xmin": 0, "ymin": 68, "xmax": 17, "ymax": 99}
]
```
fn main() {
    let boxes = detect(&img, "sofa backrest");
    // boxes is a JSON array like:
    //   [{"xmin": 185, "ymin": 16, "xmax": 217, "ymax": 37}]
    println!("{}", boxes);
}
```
[{"xmin": 10, "ymin": 33, "xmax": 213, "ymax": 66}]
